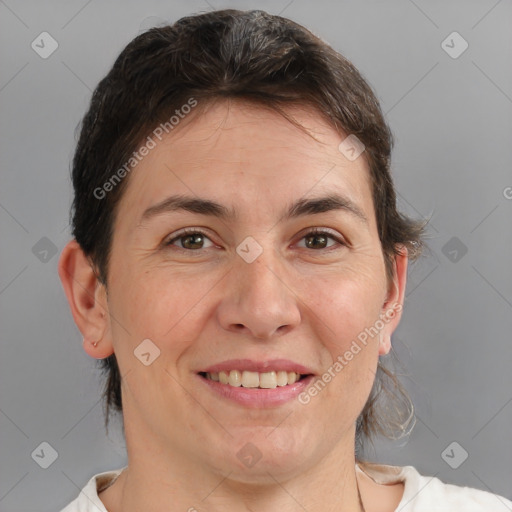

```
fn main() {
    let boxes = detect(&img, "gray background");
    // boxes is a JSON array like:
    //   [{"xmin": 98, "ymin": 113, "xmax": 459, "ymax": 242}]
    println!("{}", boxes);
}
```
[{"xmin": 0, "ymin": 0, "xmax": 511, "ymax": 510}]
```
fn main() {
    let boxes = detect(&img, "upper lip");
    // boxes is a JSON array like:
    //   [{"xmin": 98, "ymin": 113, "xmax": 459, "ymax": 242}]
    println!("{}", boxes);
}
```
[{"xmin": 199, "ymin": 359, "xmax": 315, "ymax": 375}]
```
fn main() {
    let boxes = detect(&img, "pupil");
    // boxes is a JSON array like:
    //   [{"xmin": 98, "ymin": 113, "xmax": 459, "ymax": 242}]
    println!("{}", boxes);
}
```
[
  {"xmin": 306, "ymin": 234, "xmax": 327, "ymax": 249},
  {"xmin": 184, "ymin": 234, "xmax": 203, "ymax": 249}
]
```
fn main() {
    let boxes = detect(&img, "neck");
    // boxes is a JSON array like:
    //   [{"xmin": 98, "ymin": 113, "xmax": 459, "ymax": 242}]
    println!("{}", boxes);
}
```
[{"xmin": 101, "ymin": 424, "xmax": 365, "ymax": 512}]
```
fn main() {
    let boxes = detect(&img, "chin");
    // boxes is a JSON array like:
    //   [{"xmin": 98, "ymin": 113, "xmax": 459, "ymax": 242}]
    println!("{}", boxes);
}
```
[{"xmin": 212, "ymin": 428, "xmax": 315, "ymax": 482}]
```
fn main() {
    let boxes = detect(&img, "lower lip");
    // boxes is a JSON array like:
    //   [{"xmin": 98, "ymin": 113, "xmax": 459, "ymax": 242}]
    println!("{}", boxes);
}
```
[{"xmin": 197, "ymin": 374, "xmax": 315, "ymax": 407}]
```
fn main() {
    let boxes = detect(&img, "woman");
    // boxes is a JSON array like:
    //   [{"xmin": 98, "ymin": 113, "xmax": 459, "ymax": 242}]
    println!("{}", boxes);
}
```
[{"xmin": 58, "ymin": 9, "xmax": 512, "ymax": 511}]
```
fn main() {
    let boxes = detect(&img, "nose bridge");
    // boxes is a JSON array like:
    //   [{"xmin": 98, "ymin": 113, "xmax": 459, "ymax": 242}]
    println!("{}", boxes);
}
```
[
  {"xmin": 217, "ymin": 239, "xmax": 301, "ymax": 338},
  {"xmin": 240, "ymin": 249, "xmax": 283, "ymax": 305}
]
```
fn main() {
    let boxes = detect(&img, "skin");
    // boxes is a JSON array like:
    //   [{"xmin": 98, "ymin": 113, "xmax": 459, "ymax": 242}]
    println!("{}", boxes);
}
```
[{"xmin": 59, "ymin": 99, "xmax": 408, "ymax": 512}]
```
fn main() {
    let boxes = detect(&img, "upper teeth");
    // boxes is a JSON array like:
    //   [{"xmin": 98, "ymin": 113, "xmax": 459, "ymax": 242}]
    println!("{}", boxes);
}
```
[{"xmin": 205, "ymin": 370, "xmax": 301, "ymax": 388}]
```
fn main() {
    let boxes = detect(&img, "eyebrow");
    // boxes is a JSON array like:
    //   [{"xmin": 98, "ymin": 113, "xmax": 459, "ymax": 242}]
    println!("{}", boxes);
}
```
[{"xmin": 139, "ymin": 193, "xmax": 368, "ymax": 226}]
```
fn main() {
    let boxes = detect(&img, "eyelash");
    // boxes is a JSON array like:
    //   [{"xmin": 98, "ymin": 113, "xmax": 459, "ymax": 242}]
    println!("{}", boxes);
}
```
[{"xmin": 165, "ymin": 227, "xmax": 346, "ymax": 252}]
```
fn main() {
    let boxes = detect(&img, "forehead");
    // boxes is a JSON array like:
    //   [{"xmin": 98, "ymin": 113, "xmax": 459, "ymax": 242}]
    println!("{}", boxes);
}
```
[{"xmin": 116, "ymin": 99, "xmax": 376, "ymax": 229}]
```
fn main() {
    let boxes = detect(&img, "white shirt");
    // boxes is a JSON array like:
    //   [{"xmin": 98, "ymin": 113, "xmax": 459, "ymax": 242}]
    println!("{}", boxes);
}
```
[{"xmin": 61, "ymin": 462, "xmax": 512, "ymax": 511}]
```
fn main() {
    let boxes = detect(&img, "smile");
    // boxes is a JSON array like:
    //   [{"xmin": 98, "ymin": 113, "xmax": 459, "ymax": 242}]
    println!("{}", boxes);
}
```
[{"xmin": 199, "ymin": 370, "xmax": 308, "ymax": 389}]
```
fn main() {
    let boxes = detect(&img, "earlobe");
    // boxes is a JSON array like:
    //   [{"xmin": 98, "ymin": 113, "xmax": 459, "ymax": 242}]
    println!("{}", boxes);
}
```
[
  {"xmin": 82, "ymin": 337, "xmax": 114, "ymax": 359},
  {"xmin": 58, "ymin": 240, "xmax": 114, "ymax": 359},
  {"xmin": 379, "ymin": 332, "xmax": 392, "ymax": 355}
]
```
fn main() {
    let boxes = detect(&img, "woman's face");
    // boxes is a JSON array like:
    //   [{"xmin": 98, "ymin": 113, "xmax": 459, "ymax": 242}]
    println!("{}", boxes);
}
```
[{"xmin": 95, "ymin": 100, "xmax": 406, "ymax": 480}]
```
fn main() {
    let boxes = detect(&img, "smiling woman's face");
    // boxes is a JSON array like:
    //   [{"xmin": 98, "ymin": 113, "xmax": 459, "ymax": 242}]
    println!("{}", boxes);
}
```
[{"xmin": 95, "ymin": 99, "xmax": 407, "ymax": 481}]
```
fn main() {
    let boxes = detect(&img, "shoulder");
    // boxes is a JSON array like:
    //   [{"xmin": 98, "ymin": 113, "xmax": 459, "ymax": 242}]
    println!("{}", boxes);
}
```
[
  {"xmin": 60, "ymin": 468, "xmax": 124, "ymax": 512},
  {"xmin": 358, "ymin": 461, "xmax": 512, "ymax": 511}
]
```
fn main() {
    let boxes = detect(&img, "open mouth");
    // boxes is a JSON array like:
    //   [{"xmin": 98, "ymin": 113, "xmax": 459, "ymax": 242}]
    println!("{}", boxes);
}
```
[{"xmin": 198, "ymin": 370, "xmax": 312, "ymax": 389}]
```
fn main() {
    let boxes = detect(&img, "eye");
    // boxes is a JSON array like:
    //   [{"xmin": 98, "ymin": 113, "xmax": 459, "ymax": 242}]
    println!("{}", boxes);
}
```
[
  {"xmin": 297, "ymin": 228, "xmax": 346, "ymax": 250},
  {"xmin": 165, "ymin": 228, "xmax": 215, "ymax": 250},
  {"xmin": 164, "ymin": 227, "xmax": 346, "ymax": 252}
]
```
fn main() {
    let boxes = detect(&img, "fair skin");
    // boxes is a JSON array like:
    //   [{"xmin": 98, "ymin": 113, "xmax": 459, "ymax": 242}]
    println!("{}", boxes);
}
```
[{"xmin": 59, "ymin": 99, "xmax": 407, "ymax": 512}]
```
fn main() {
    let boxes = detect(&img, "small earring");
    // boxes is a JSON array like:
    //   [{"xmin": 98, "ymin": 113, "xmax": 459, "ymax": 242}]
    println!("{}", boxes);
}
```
[{"xmin": 91, "ymin": 340, "xmax": 99, "ymax": 348}]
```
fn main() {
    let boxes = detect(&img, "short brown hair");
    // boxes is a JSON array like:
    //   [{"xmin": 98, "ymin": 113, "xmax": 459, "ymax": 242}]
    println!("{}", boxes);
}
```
[{"xmin": 69, "ymin": 9, "xmax": 426, "ymax": 450}]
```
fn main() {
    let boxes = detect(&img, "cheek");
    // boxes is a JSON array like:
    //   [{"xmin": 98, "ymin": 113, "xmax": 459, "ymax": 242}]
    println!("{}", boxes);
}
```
[
  {"xmin": 306, "ymin": 269, "xmax": 385, "ymax": 351},
  {"xmin": 304, "ymin": 281, "xmax": 381, "ymax": 425},
  {"xmin": 301, "ymin": 270, "xmax": 384, "ymax": 408},
  {"xmin": 109, "ymin": 268, "xmax": 217, "ymax": 355},
  {"xmin": 107, "ymin": 270, "xmax": 213, "ymax": 413}
]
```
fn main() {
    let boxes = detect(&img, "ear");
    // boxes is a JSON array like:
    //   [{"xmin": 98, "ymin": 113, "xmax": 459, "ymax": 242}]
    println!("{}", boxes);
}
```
[
  {"xmin": 378, "ymin": 245, "xmax": 408, "ymax": 356},
  {"xmin": 58, "ymin": 239, "xmax": 114, "ymax": 359}
]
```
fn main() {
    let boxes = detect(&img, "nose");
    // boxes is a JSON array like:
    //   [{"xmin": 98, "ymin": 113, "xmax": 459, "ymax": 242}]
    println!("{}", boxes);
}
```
[{"xmin": 216, "ymin": 246, "xmax": 302, "ymax": 340}]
